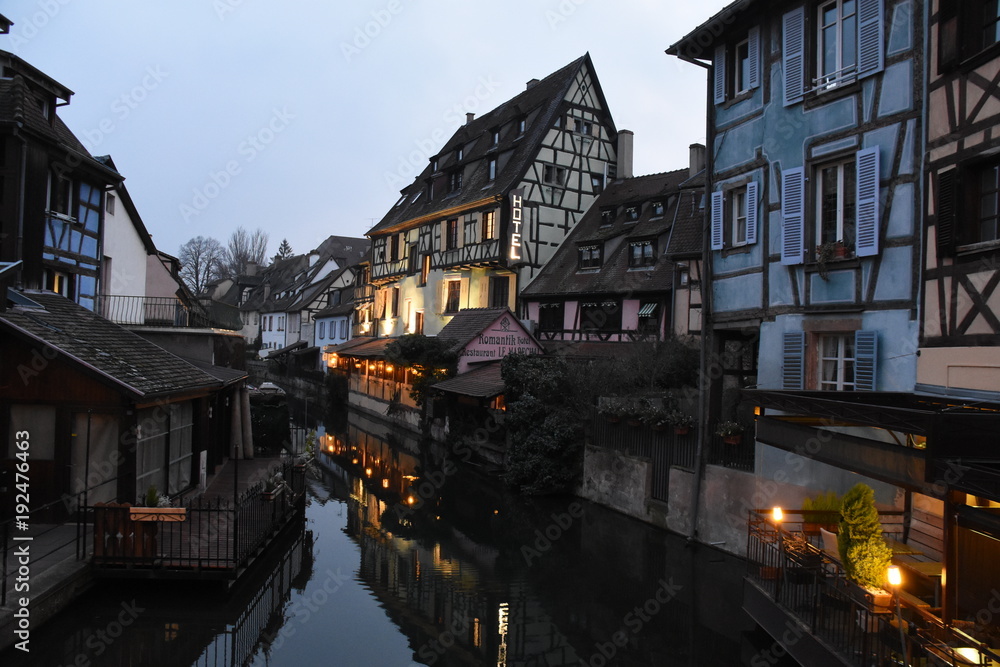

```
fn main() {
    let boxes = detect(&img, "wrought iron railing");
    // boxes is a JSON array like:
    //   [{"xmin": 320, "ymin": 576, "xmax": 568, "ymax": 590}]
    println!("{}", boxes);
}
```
[
  {"xmin": 536, "ymin": 328, "xmax": 660, "ymax": 343},
  {"xmin": 88, "ymin": 460, "xmax": 304, "ymax": 573},
  {"xmin": 97, "ymin": 295, "xmax": 242, "ymax": 330},
  {"xmin": 747, "ymin": 509, "xmax": 1000, "ymax": 667},
  {"xmin": 706, "ymin": 432, "xmax": 756, "ymax": 472}
]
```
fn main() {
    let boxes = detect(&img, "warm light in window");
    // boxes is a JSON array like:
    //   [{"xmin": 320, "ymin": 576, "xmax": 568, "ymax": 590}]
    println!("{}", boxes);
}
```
[
  {"xmin": 382, "ymin": 479, "xmax": 389, "ymax": 488},
  {"xmin": 772, "ymin": 507, "xmax": 783, "ymax": 523},
  {"xmin": 385, "ymin": 365, "xmax": 393, "ymax": 372},
  {"xmin": 406, "ymin": 495, "xmax": 416, "ymax": 505},
  {"xmin": 887, "ymin": 565, "xmax": 901, "ymax": 587},
  {"xmin": 365, "ymin": 468, "xmax": 372, "ymax": 477}
]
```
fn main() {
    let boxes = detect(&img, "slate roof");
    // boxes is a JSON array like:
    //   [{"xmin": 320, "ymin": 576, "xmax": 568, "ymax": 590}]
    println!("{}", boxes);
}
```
[
  {"xmin": 0, "ymin": 291, "xmax": 222, "ymax": 398},
  {"xmin": 522, "ymin": 169, "xmax": 704, "ymax": 298},
  {"xmin": 432, "ymin": 362, "xmax": 505, "ymax": 398},
  {"xmin": 436, "ymin": 308, "xmax": 518, "ymax": 352},
  {"xmin": 367, "ymin": 54, "xmax": 613, "ymax": 236}
]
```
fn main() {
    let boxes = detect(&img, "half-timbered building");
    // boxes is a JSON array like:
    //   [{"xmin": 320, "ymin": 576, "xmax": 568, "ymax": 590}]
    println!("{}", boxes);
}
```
[
  {"xmin": 360, "ymin": 54, "xmax": 621, "ymax": 339},
  {"xmin": 520, "ymin": 148, "xmax": 705, "ymax": 348}
]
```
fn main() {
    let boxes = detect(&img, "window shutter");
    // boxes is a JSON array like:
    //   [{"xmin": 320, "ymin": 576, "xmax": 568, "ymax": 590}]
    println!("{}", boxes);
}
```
[
  {"xmin": 782, "ymin": 332, "xmax": 806, "ymax": 390},
  {"xmin": 857, "ymin": 0, "xmax": 884, "ymax": 80},
  {"xmin": 854, "ymin": 330, "xmax": 878, "ymax": 391},
  {"xmin": 748, "ymin": 26, "xmax": 761, "ymax": 90},
  {"xmin": 781, "ymin": 167, "xmax": 805, "ymax": 265},
  {"xmin": 711, "ymin": 191, "xmax": 724, "ymax": 251},
  {"xmin": 855, "ymin": 147, "xmax": 880, "ymax": 257},
  {"xmin": 746, "ymin": 181, "xmax": 759, "ymax": 245},
  {"xmin": 936, "ymin": 169, "xmax": 957, "ymax": 256},
  {"xmin": 782, "ymin": 7, "xmax": 806, "ymax": 106},
  {"xmin": 714, "ymin": 45, "xmax": 727, "ymax": 105}
]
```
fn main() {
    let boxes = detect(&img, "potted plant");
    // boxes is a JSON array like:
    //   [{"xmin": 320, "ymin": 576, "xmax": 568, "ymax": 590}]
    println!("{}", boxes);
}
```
[
  {"xmin": 801, "ymin": 490, "xmax": 841, "ymax": 535},
  {"xmin": 130, "ymin": 485, "xmax": 186, "ymax": 522},
  {"xmin": 668, "ymin": 410, "xmax": 695, "ymax": 435},
  {"xmin": 715, "ymin": 420, "xmax": 745, "ymax": 444},
  {"xmin": 641, "ymin": 402, "xmax": 672, "ymax": 431},
  {"xmin": 815, "ymin": 240, "xmax": 850, "ymax": 279},
  {"xmin": 263, "ymin": 471, "xmax": 287, "ymax": 501},
  {"xmin": 600, "ymin": 397, "xmax": 628, "ymax": 423},
  {"xmin": 838, "ymin": 483, "xmax": 893, "ymax": 609}
]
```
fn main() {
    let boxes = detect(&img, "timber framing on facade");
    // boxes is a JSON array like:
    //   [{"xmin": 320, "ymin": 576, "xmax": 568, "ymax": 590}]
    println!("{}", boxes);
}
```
[{"xmin": 361, "ymin": 54, "xmax": 621, "ymax": 339}]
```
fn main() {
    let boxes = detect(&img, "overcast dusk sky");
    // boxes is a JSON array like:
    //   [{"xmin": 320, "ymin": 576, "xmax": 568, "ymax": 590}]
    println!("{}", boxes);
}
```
[{"xmin": 4, "ymin": 0, "xmax": 730, "ymax": 261}]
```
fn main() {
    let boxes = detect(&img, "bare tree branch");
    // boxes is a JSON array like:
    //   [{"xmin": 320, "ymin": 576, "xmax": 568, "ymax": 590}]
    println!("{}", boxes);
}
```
[{"xmin": 179, "ymin": 236, "xmax": 224, "ymax": 294}]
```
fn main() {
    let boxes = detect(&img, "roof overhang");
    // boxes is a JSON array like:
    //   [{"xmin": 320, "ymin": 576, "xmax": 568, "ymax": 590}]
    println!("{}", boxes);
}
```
[
  {"xmin": 666, "ymin": 0, "xmax": 757, "ymax": 62},
  {"xmin": 373, "ymin": 196, "xmax": 502, "ymax": 236}
]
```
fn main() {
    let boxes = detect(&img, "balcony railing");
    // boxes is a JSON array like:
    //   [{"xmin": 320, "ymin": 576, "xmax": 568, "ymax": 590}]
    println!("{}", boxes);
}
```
[
  {"xmin": 746, "ymin": 509, "xmax": 1000, "ymax": 667},
  {"xmin": 98, "ymin": 295, "xmax": 241, "ymax": 330},
  {"xmin": 535, "ymin": 328, "xmax": 660, "ymax": 343}
]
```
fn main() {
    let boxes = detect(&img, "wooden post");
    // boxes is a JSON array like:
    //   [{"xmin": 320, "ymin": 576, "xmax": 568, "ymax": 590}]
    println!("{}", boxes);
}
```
[{"xmin": 942, "ymin": 489, "xmax": 962, "ymax": 625}]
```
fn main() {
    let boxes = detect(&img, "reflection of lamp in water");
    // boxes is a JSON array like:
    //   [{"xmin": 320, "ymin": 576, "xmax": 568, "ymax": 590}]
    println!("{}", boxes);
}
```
[
  {"xmin": 888, "ymin": 566, "xmax": 908, "ymax": 666},
  {"xmin": 406, "ymin": 495, "xmax": 416, "ymax": 505},
  {"xmin": 382, "ymin": 479, "xmax": 389, "ymax": 489}
]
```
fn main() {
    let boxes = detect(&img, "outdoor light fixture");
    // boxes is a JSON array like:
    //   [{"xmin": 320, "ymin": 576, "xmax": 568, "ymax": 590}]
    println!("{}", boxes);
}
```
[
  {"xmin": 382, "ymin": 479, "xmax": 389, "ymax": 489},
  {"xmin": 772, "ymin": 507, "xmax": 783, "ymax": 523},
  {"xmin": 365, "ymin": 468, "xmax": 372, "ymax": 477},
  {"xmin": 888, "ymin": 565, "xmax": 908, "ymax": 666},
  {"xmin": 887, "ymin": 565, "xmax": 901, "ymax": 587},
  {"xmin": 406, "ymin": 495, "xmax": 416, "ymax": 505}
]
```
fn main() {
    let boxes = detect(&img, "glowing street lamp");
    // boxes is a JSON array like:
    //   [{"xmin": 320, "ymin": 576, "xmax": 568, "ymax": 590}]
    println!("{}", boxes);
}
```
[
  {"xmin": 888, "ymin": 565, "xmax": 908, "ymax": 666},
  {"xmin": 772, "ymin": 507, "xmax": 784, "ymax": 523}
]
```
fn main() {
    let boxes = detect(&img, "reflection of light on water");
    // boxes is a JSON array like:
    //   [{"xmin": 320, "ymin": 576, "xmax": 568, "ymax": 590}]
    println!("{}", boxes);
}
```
[
  {"xmin": 473, "ymin": 617, "xmax": 482, "ymax": 648},
  {"xmin": 497, "ymin": 602, "xmax": 508, "ymax": 667}
]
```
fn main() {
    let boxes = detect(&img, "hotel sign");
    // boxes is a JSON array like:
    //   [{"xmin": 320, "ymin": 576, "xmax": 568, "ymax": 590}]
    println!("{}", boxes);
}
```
[
  {"xmin": 509, "ymin": 188, "xmax": 524, "ymax": 263},
  {"xmin": 457, "ymin": 313, "xmax": 541, "ymax": 373}
]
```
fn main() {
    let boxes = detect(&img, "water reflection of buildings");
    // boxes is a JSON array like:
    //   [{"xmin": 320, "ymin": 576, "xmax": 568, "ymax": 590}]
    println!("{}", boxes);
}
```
[
  {"xmin": 8, "ymin": 516, "xmax": 314, "ymax": 667},
  {"xmin": 318, "ymin": 416, "xmax": 580, "ymax": 666},
  {"xmin": 316, "ymin": 411, "xmax": 757, "ymax": 666}
]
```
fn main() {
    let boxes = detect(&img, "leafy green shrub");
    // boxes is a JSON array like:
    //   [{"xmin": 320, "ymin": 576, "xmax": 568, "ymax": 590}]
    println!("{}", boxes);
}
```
[{"xmin": 838, "ymin": 483, "xmax": 892, "ymax": 589}]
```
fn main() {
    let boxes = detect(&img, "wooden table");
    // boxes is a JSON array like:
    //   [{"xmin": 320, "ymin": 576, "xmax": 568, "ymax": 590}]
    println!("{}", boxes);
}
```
[{"xmin": 896, "ymin": 560, "xmax": 943, "ymax": 607}]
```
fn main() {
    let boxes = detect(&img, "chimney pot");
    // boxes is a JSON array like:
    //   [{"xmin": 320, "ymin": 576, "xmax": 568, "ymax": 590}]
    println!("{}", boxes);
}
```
[
  {"xmin": 617, "ymin": 130, "xmax": 634, "ymax": 180},
  {"xmin": 466, "ymin": 112, "xmax": 475, "ymax": 125},
  {"xmin": 689, "ymin": 143, "xmax": 706, "ymax": 178}
]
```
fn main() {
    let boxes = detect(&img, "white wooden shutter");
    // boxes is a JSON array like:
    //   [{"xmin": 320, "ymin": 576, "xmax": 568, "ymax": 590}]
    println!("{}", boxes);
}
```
[
  {"xmin": 782, "ymin": 332, "xmax": 806, "ymax": 390},
  {"xmin": 781, "ymin": 168, "xmax": 805, "ymax": 265},
  {"xmin": 746, "ymin": 181, "xmax": 759, "ymax": 245},
  {"xmin": 854, "ymin": 330, "xmax": 878, "ymax": 391},
  {"xmin": 857, "ymin": 0, "xmax": 884, "ymax": 80},
  {"xmin": 748, "ymin": 25, "xmax": 761, "ymax": 90},
  {"xmin": 714, "ymin": 44, "xmax": 727, "ymax": 105},
  {"xmin": 855, "ymin": 147, "xmax": 880, "ymax": 257},
  {"xmin": 783, "ymin": 7, "xmax": 806, "ymax": 106},
  {"xmin": 711, "ymin": 191, "xmax": 724, "ymax": 251}
]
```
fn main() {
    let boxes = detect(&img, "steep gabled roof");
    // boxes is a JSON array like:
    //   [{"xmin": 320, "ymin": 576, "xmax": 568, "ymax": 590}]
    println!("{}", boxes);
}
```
[
  {"xmin": 367, "ymin": 54, "xmax": 613, "ymax": 236},
  {"xmin": 0, "ymin": 290, "xmax": 221, "ymax": 398},
  {"xmin": 522, "ymin": 169, "xmax": 700, "ymax": 298},
  {"xmin": 436, "ymin": 308, "xmax": 515, "ymax": 351}
]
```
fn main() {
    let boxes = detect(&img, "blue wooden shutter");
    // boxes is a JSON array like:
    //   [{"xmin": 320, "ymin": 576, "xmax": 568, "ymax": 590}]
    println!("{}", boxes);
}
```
[
  {"xmin": 714, "ymin": 45, "xmax": 726, "ymax": 105},
  {"xmin": 781, "ymin": 167, "xmax": 805, "ymax": 265},
  {"xmin": 855, "ymin": 147, "xmax": 880, "ymax": 257},
  {"xmin": 782, "ymin": 332, "xmax": 806, "ymax": 390},
  {"xmin": 748, "ymin": 26, "xmax": 761, "ymax": 90},
  {"xmin": 711, "ymin": 191, "xmax": 724, "ymax": 251},
  {"xmin": 854, "ymin": 330, "xmax": 878, "ymax": 391},
  {"xmin": 746, "ymin": 181, "xmax": 759, "ymax": 245},
  {"xmin": 936, "ymin": 169, "xmax": 957, "ymax": 256},
  {"xmin": 783, "ymin": 7, "xmax": 805, "ymax": 106},
  {"xmin": 857, "ymin": 0, "xmax": 884, "ymax": 80}
]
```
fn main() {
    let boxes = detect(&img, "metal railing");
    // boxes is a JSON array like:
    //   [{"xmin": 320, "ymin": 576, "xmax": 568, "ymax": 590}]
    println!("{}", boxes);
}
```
[
  {"xmin": 97, "ymin": 295, "xmax": 242, "ymax": 330},
  {"xmin": 88, "ymin": 460, "xmax": 304, "ymax": 573},
  {"xmin": 706, "ymin": 432, "xmax": 756, "ymax": 472},
  {"xmin": 747, "ymin": 509, "xmax": 1000, "ymax": 667},
  {"xmin": 591, "ymin": 413, "xmax": 698, "ymax": 501},
  {"xmin": 536, "ymin": 328, "xmax": 660, "ymax": 343}
]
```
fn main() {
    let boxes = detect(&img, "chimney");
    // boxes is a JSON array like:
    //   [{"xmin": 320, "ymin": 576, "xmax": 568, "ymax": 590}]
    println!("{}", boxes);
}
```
[
  {"xmin": 526, "ymin": 78, "xmax": 540, "ymax": 89},
  {"xmin": 689, "ymin": 143, "xmax": 706, "ymax": 178},
  {"xmin": 617, "ymin": 130, "xmax": 634, "ymax": 180},
  {"xmin": 466, "ymin": 112, "xmax": 475, "ymax": 125},
  {"xmin": 245, "ymin": 261, "xmax": 258, "ymax": 277}
]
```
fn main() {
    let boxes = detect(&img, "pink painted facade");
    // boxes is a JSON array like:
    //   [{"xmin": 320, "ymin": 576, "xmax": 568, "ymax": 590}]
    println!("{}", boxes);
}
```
[{"xmin": 456, "ymin": 312, "xmax": 541, "ymax": 374}]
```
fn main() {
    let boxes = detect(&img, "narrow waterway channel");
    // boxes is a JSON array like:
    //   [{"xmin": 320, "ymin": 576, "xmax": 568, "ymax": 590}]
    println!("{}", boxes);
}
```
[{"xmin": 3, "ymin": 409, "xmax": 796, "ymax": 666}]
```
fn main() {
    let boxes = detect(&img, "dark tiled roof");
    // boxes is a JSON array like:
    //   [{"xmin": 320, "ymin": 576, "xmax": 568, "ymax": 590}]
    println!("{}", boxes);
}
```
[
  {"xmin": 522, "ymin": 169, "xmax": 702, "ymax": 298},
  {"xmin": 185, "ymin": 358, "xmax": 248, "ymax": 386},
  {"xmin": 0, "ymin": 291, "xmax": 221, "ymax": 398},
  {"xmin": 436, "ymin": 308, "xmax": 514, "ymax": 351},
  {"xmin": 329, "ymin": 337, "xmax": 394, "ymax": 358},
  {"xmin": 432, "ymin": 362, "xmax": 504, "ymax": 398},
  {"xmin": 667, "ymin": 186, "xmax": 706, "ymax": 256},
  {"xmin": 367, "ymin": 55, "xmax": 608, "ymax": 236}
]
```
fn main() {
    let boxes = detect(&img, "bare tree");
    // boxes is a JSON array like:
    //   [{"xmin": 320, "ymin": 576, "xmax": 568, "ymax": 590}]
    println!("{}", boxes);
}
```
[
  {"xmin": 222, "ymin": 227, "xmax": 269, "ymax": 278},
  {"xmin": 179, "ymin": 236, "xmax": 224, "ymax": 294}
]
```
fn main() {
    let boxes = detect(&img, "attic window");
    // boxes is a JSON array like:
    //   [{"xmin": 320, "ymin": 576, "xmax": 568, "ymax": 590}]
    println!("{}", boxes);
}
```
[
  {"xmin": 106, "ymin": 193, "xmax": 116, "ymax": 215},
  {"xmin": 395, "ymin": 194, "xmax": 407, "ymax": 207},
  {"xmin": 625, "ymin": 205, "xmax": 640, "ymax": 222},
  {"xmin": 431, "ymin": 158, "xmax": 439, "ymax": 172},
  {"xmin": 456, "ymin": 145, "xmax": 464, "ymax": 162},
  {"xmin": 652, "ymin": 201, "xmax": 664, "ymax": 217},
  {"xmin": 488, "ymin": 157, "xmax": 497, "ymax": 181},
  {"xmin": 517, "ymin": 117, "xmax": 526, "ymax": 135},
  {"xmin": 448, "ymin": 169, "xmax": 463, "ymax": 193},
  {"xmin": 491, "ymin": 128, "xmax": 500, "ymax": 146},
  {"xmin": 600, "ymin": 207, "xmax": 616, "ymax": 226},
  {"xmin": 411, "ymin": 191, "xmax": 422, "ymax": 204},
  {"xmin": 578, "ymin": 120, "xmax": 593, "ymax": 136},
  {"xmin": 543, "ymin": 165, "xmax": 566, "ymax": 186}
]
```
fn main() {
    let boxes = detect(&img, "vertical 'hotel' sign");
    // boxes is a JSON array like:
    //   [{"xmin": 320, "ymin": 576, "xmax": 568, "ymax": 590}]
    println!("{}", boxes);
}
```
[{"xmin": 509, "ymin": 188, "xmax": 524, "ymax": 262}]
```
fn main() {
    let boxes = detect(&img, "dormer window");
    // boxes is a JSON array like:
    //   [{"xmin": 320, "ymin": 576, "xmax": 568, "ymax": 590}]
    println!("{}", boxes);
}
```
[
  {"xmin": 448, "ymin": 169, "xmax": 463, "ymax": 193},
  {"xmin": 578, "ymin": 243, "xmax": 602, "ymax": 270},
  {"xmin": 456, "ymin": 145, "xmax": 464, "ymax": 162},
  {"xmin": 652, "ymin": 201, "xmax": 664, "ymax": 217},
  {"xmin": 431, "ymin": 158, "xmax": 439, "ymax": 172},
  {"xmin": 600, "ymin": 207, "xmax": 616, "ymax": 226},
  {"xmin": 491, "ymin": 128, "xmax": 500, "ymax": 146},
  {"xmin": 625, "ymin": 205, "xmax": 640, "ymax": 222},
  {"xmin": 629, "ymin": 240, "xmax": 656, "ymax": 267},
  {"xmin": 517, "ymin": 117, "xmax": 526, "ymax": 135},
  {"xmin": 488, "ymin": 157, "xmax": 497, "ymax": 181}
]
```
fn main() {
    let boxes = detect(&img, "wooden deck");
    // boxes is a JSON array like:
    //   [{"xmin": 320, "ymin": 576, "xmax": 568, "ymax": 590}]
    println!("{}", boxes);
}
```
[{"xmin": 90, "ymin": 456, "xmax": 305, "ymax": 580}]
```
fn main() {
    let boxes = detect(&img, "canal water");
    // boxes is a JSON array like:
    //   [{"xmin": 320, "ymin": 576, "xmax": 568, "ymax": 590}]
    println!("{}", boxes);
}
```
[{"xmin": 2, "ymin": 410, "xmax": 791, "ymax": 666}]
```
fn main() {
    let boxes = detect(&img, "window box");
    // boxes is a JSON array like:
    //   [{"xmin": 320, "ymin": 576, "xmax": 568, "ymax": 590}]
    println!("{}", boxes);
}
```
[{"xmin": 130, "ymin": 507, "xmax": 187, "ymax": 522}]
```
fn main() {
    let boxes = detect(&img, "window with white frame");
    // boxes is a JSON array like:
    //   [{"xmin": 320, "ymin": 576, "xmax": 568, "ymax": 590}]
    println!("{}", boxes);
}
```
[
  {"xmin": 481, "ymin": 211, "xmax": 497, "ymax": 241},
  {"xmin": 815, "ymin": 157, "xmax": 856, "ymax": 249},
  {"xmin": 732, "ymin": 189, "xmax": 748, "ymax": 246},
  {"xmin": 819, "ymin": 334, "xmax": 856, "ymax": 390},
  {"xmin": 817, "ymin": 0, "xmax": 858, "ymax": 88}
]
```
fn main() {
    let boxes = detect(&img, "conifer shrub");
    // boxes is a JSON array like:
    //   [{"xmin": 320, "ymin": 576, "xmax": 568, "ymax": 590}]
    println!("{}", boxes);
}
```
[{"xmin": 838, "ymin": 483, "xmax": 892, "ymax": 589}]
